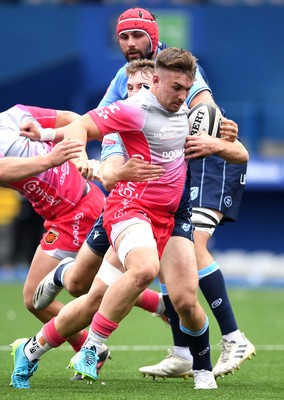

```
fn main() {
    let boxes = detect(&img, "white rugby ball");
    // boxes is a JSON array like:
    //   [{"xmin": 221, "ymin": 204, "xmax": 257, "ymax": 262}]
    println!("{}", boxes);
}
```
[{"xmin": 188, "ymin": 102, "xmax": 222, "ymax": 138}]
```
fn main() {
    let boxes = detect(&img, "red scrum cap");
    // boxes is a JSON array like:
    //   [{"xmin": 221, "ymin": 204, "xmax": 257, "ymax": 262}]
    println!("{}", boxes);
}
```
[{"xmin": 116, "ymin": 8, "xmax": 159, "ymax": 54}]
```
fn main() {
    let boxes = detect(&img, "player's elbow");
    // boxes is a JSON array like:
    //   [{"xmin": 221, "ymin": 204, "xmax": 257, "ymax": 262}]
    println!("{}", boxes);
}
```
[
  {"xmin": 237, "ymin": 148, "xmax": 249, "ymax": 164},
  {"xmin": 227, "ymin": 149, "xmax": 249, "ymax": 164}
]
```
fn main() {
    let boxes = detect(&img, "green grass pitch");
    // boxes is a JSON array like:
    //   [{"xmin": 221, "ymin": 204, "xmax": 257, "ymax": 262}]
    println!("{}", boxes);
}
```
[{"xmin": 1, "ymin": 283, "xmax": 284, "ymax": 399}]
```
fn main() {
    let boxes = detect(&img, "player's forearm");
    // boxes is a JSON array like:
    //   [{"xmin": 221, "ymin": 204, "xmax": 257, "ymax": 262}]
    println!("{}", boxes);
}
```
[
  {"xmin": 0, "ymin": 156, "xmax": 53, "ymax": 182},
  {"xmin": 216, "ymin": 139, "xmax": 249, "ymax": 164},
  {"xmin": 100, "ymin": 156, "xmax": 125, "ymax": 192}
]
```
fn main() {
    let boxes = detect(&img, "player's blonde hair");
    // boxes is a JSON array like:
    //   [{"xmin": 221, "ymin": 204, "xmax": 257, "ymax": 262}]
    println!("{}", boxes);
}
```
[{"xmin": 126, "ymin": 59, "xmax": 155, "ymax": 79}]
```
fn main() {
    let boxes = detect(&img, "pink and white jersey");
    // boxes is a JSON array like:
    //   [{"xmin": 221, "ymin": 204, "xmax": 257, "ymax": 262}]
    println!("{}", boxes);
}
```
[
  {"xmin": 0, "ymin": 104, "xmax": 86, "ymax": 220},
  {"xmin": 88, "ymin": 87, "xmax": 188, "ymax": 215}
]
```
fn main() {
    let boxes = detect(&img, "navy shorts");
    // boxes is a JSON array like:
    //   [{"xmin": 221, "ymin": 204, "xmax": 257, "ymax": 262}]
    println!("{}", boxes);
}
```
[
  {"xmin": 171, "ymin": 176, "xmax": 194, "ymax": 241},
  {"xmin": 189, "ymin": 154, "xmax": 247, "ymax": 223},
  {"xmin": 86, "ymin": 212, "xmax": 110, "ymax": 257}
]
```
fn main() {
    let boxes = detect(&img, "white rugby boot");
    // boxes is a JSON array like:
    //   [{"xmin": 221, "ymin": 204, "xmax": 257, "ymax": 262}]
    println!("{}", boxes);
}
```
[
  {"xmin": 213, "ymin": 333, "xmax": 256, "ymax": 378},
  {"xmin": 139, "ymin": 348, "xmax": 193, "ymax": 379},
  {"xmin": 193, "ymin": 369, "xmax": 218, "ymax": 389}
]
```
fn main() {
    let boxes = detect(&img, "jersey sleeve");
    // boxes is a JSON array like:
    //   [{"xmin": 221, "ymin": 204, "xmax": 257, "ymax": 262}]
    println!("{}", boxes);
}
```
[
  {"xmin": 101, "ymin": 133, "xmax": 124, "ymax": 162},
  {"xmin": 97, "ymin": 65, "xmax": 130, "ymax": 161},
  {"xmin": 88, "ymin": 100, "xmax": 143, "ymax": 139},
  {"xmin": 186, "ymin": 63, "xmax": 212, "ymax": 106},
  {"xmin": 23, "ymin": 105, "xmax": 57, "ymax": 128},
  {"xmin": 0, "ymin": 134, "xmax": 51, "ymax": 158},
  {"xmin": 98, "ymin": 66, "xmax": 128, "ymax": 107}
]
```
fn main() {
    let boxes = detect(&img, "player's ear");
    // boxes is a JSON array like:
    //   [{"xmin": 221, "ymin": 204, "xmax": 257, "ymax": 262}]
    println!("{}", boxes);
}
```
[{"xmin": 152, "ymin": 74, "xmax": 159, "ymax": 86}]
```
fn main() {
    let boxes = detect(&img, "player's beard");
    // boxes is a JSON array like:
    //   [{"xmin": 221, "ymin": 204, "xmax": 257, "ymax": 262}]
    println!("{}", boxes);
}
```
[{"xmin": 125, "ymin": 43, "xmax": 153, "ymax": 62}]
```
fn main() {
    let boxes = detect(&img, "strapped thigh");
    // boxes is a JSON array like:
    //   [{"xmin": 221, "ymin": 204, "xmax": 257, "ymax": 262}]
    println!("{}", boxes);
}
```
[
  {"xmin": 116, "ymin": 223, "xmax": 157, "ymax": 266},
  {"xmin": 191, "ymin": 207, "xmax": 221, "ymax": 236}
]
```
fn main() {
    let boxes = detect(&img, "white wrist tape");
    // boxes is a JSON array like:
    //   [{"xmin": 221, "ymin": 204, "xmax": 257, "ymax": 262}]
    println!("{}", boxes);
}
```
[{"xmin": 39, "ymin": 128, "xmax": 56, "ymax": 141}]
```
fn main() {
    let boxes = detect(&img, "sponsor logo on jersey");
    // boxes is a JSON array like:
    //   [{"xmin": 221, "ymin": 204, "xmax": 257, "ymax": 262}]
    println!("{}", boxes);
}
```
[
  {"xmin": 132, "ymin": 154, "xmax": 144, "ymax": 160},
  {"xmin": 23, "ymin": 180, "xmax": 61, "ymax": 206},
  {"xmin": 44, "ymin": 229, "xmax": 59, "ymax": 245},
  {"xmin": 59, "ymin": 162, "xmax": 70, "ymax": 186},
  {"xmin": 103, "ymin": 139, "xmax": 117, "ymax": 145},
  {"xmin": 162, "ymin": 148, "xmax": 184, "ymax": 160},
  {"xmin": 154, "ymin": 127, "xmax": 177, "ymax": 141},
  {"xmin": 169, "ymin": 115, "xmax": 185, "ymax": 121}
]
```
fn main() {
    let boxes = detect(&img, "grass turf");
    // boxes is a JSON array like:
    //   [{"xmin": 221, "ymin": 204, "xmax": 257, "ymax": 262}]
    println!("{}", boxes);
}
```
[{"xmin": 1, "ymin": 283, "xmax": 284, "ymax": 399}]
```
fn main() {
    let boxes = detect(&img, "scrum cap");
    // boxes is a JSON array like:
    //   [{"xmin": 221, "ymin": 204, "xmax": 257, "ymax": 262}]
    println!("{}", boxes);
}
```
[{"xmin": 116, "ymin": 8, "xmax": 159, "ymax": 54}]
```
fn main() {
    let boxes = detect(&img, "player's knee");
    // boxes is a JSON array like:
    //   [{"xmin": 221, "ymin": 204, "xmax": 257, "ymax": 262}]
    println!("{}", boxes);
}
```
[
  {"xmin": 132, "ymin": 263, "xmax": 158, "ymax": 289},
  {"xmin": 134, "ymin": 272, "xmax": 155, "ymax": 289},
  {"xmin": 24, "ymin": 296, "xmax": 35, "ymax": 313},
  {"xmin": 172, "ymin": 290, "xmax": 199, "ymax": 316},
  {"xmin": 66, "ymin": 279, "xmax": 90, "ymax": 297},
  {"xmin": 23, "ymin": 286, "xmax": 35, "ymax": 313}
]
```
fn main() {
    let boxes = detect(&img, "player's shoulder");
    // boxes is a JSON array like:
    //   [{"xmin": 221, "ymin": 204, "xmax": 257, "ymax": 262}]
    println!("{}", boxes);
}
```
[
  {"xmin": 158, "ymin": 43, "xmax": 208, "ymax": 82},
  {"xmin": 4, "ymin": 104, "xmax": 28, "ymax": 118},
  {"xmin": 114, "ymin": 63, "xmax": 128, "ymax": 80},
  {"xmin": 158, "ymin": 41, "xmax": 168, "ymax": 51},
  {"xmin": 127, "ymin": 86, "xmax": 152, "ymax": 108},
  {"xmin": 0, "ymin": 104, "xmax": 33, "ymax": 134},
  {"xmin": 107, "ymin": 64, "xmax": 128, "ymax": 91},
  {"xmin": 196, "ymin": 62, "xmax": 209, "ymax": 83}
]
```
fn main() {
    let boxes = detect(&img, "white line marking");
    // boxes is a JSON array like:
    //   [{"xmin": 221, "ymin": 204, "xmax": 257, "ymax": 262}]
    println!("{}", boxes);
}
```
[{"xmin": 0, "ymin": 344, "xmax": 283, "ymax": 351}]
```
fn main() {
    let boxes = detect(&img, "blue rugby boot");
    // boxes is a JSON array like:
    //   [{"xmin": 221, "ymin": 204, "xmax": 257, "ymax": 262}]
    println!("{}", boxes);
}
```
[
  {"xmin": 68, "ymin": 347, "xmax": 99, "ymax": 383},
  {"xmin": 10, "ymin": 338, "xmax": 39, "ymax": 389}
]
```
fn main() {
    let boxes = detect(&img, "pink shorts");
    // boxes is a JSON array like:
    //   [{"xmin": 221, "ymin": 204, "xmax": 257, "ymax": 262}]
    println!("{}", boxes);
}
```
[
  {"xmin": 40, "ymin": 182, "xmax": 105, "ymax": 257},
  {"xmin": 103, "ymin": 197, "xmax": 174, "ymax": 259}
]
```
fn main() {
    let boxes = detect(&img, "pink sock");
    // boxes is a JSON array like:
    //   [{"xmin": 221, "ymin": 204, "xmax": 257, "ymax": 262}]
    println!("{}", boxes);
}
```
[
  {"xmin": 91, "ymin": 312, "xmax": 119, "ymax": 337},
  {"xmin": 42, "ymin": 317, "xmax": 68, "ymax": 347},
  {"xmin": 68, "ymin": 329, "xmax": 88, "ymax": 353},
  {"xmin": 139, "ymin": 288, "xmax": 160, "ymax": 313}
]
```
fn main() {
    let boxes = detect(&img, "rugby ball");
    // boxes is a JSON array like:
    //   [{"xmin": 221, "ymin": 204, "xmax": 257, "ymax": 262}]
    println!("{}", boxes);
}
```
[{"xmin": 188, "ymin": 102, "xmax": 222, "ymax": 138}]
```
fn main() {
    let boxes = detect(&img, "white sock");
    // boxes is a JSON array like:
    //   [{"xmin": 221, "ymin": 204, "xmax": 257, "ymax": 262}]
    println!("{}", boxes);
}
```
[
  {"xmin": 83, "ymin": 329, "xmax": 107, "ymax": 354},
  {"xmin": 24, "ymin": 331, "xmax": 53, "ymax": 361},
  {"xmin": 173, "ymin": 346, "xmax": 193, "ymax": 361},
  {"xmin": 60, "ymin": 260, "xmax": 75, "ymax": 286},
  {"xmin": 155, "ymin": 293, "xmax": 165, "ymax": 315},
  {"xmin": 223, "ymin": 329, "xmax": 243, "ymax": 343}
]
